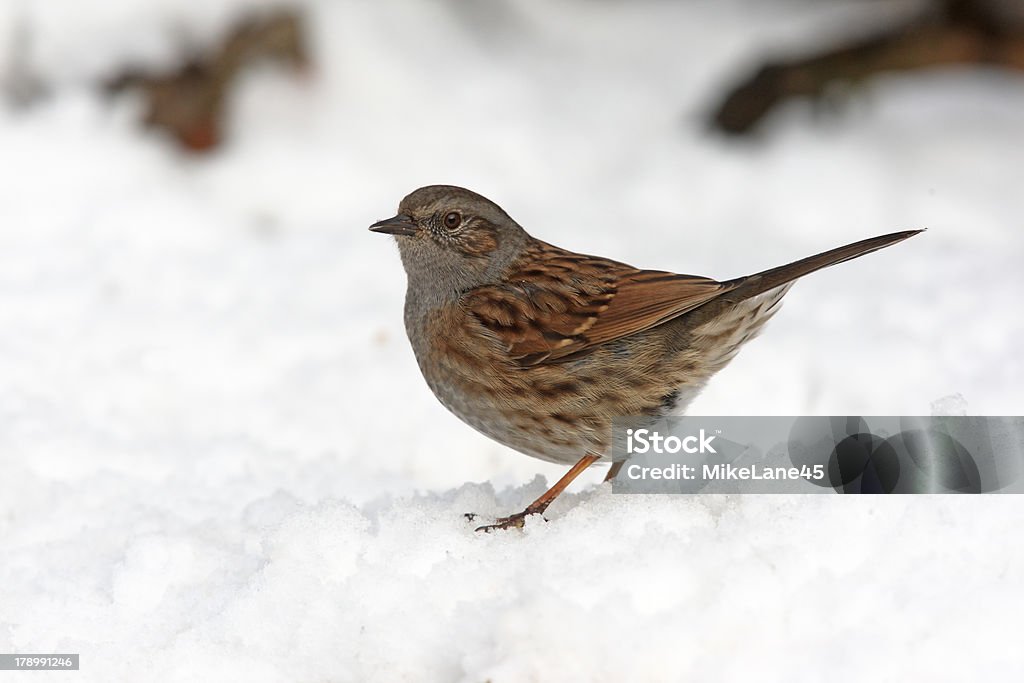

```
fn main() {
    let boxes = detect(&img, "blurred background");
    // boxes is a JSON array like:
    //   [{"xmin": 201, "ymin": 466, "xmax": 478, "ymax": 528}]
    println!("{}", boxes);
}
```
[{"xmin": 2, "ymin": 0, "xmax": 1023, "ymax": 677}]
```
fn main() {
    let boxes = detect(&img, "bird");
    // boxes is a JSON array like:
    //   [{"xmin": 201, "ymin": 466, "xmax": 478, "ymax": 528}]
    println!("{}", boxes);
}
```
[{"xmin": 370, "ymin": 185, "xmax": 922, "ymax": 531}]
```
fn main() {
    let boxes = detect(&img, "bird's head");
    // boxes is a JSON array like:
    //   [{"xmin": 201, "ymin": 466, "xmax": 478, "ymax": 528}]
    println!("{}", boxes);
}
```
[{"xmin": 370, "ymin": 185, "xmax": 529, "ymax": 298}]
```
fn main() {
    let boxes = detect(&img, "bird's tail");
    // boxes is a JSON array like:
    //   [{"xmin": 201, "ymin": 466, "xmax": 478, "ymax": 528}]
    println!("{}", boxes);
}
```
[
  {"xmin": 683, "ymin": 229, "xmax": 924, "ymax": 326},
  {"xmin": 724, "ymin": 229, "xmax": 924, "ymax": 302}
]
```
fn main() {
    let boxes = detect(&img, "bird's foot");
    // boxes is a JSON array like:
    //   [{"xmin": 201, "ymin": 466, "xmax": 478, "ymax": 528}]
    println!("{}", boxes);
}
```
[{"xmin": 474, "ymin": 508, "xmax": 545, "ymax": 533}]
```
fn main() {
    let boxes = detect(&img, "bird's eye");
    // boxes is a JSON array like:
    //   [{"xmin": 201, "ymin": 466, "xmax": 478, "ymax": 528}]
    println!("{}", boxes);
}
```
[{"xmin": 443, "ymin": 211, "xmax": 462, "ymax": 229}]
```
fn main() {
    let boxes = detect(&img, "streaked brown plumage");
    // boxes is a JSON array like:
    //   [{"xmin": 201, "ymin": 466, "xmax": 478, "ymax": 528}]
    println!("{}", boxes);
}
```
[{"xmin": 370, "ymin": 185, "xmax": 922, "ymax": 531}]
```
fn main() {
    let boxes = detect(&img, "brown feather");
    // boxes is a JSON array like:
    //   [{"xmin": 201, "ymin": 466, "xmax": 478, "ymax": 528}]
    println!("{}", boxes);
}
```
[
  {"xmin": 466, "ymin": 240, "xmax": 734, "ymax": 365},
  {"xmin": 467, "ymin": 230, "xmax": 923, "ymax": 366}
]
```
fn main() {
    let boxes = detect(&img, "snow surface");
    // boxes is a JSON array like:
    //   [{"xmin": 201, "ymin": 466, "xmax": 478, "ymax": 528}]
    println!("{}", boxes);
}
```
[{"xmin": 1, "ymin": 0, "xmax": 1022, "ymax": 680}]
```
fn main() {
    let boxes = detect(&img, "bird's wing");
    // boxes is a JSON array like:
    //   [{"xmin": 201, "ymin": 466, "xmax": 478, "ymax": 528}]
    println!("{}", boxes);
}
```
[{"xmin": 464, "ymin": 241, "xmax": 734, "ymax": 366}]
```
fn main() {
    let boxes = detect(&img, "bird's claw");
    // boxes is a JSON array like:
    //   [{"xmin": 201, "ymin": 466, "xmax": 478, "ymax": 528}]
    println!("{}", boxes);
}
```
[{"xmin": 474, "ymin": 510, "xmax": 545, "ymax": 533}]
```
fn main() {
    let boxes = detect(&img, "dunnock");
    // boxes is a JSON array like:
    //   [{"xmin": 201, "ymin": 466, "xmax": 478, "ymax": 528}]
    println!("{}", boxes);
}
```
[{"xmin": 370, "ymin": 185, "xmax": 921, "ymax": 531}]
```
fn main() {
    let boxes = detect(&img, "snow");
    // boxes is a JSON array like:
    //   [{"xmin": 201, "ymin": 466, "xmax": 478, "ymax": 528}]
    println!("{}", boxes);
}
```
[{"xmin": 1, "ymin": 0, "xmax": 1022, "ymax": 680}]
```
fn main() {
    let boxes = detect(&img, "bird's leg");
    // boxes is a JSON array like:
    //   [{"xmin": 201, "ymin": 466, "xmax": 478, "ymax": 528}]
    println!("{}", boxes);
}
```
[
  {"xmin": 603, "ymin": 460, "xmax": 625, "ymax": 483},
  {"xmin": 476, "ymin": 453, "xmax": 600, "ymax": 532}
]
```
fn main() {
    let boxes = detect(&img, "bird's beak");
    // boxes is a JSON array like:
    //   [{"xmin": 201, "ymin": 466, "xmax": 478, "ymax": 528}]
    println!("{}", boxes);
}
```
[{"xmin": 369, "ymin": 214, "xmax": 418, "ymax": 236}]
